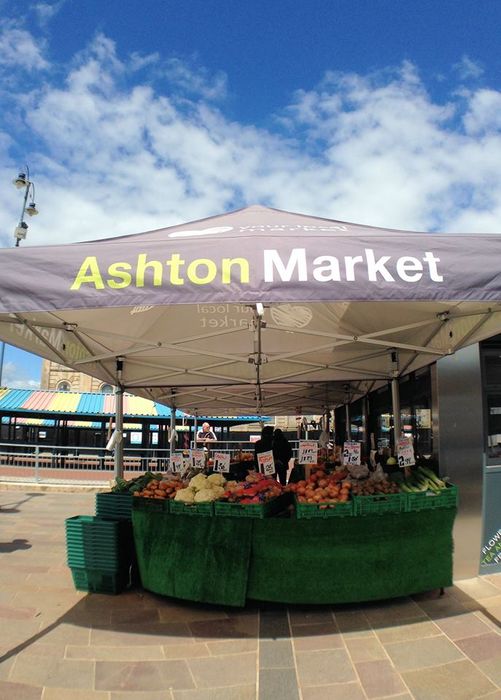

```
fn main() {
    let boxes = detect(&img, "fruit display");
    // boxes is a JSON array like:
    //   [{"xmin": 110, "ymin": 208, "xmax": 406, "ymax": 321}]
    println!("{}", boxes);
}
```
[
  {"xmin": 220, "ymin": 471, "xmax": 283, "ymax": 504},
  {"xmin": 134, "ymin": 475, "xmax": 186, "ymax": 500},
  {"xmin": 286, "ymin": 469, "xmax": 352, "ymax": 505},
  {"xmin": 112, "ymin": 472, "xmax": 165, "ymax": 494},
  {"xmin": 174, "ymin": 473, "xmax": 227, "ymax": 503},
  {"xmin": 350, "ymin": 477, "xmax": 401, "ymax": 496},
  {"xmin": 400, "ymin": 466, "xmax": 449, "ymax": 493}
]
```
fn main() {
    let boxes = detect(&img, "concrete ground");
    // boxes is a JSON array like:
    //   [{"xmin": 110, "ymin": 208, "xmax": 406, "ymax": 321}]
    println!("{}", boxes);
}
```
[{"xmin": 0, "ymin": 487, "xmax": 500, "ymax": 700}]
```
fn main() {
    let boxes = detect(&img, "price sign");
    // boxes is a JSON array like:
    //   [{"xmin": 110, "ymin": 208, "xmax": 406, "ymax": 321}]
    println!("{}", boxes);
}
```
[
  {"xmin": 170, "ymin": 453, "xmax": 183, "ymax": 473},
  {"xmin": 191, "ymin": 449, "xmax": 205, "ymax": 469},
  {"xmin": 213, "ymin": 451, "xmax": 231, "ymax": 473},
  {"xmin": 298, "ymin": 440, "xmax": 318, "ymax": 464},
  {"xmin": 257, "ymin": 450, "xmax": 275, "ymax": 475},
  {"xmin": 343, "ymin": 441, "xmax": 361, "ymax": 466},
  {"xmin": 397, "ymin": 437, "xmax": 415, "ymax": 468}
]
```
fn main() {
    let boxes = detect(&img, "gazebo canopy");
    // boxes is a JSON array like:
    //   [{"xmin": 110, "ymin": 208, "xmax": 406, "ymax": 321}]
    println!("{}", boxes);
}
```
[{"xmin": 1, "ymin": 204, "xmax": 500, "ymax": 415}]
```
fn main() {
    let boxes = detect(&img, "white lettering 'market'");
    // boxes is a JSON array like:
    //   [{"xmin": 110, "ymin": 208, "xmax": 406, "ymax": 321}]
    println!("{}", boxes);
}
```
[{"xmin": 263, "ymin": 248, "xmax": 444, "ymax": 283}]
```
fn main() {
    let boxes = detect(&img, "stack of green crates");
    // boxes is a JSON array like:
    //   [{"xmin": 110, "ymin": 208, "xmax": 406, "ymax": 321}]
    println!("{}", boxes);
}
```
[
  {"xmin": 65, "ymin": 515, "xmax": 130, "ymax": 594},
  {"xmin": 96, "ymin": 492, "xmax": 133, "ymax": 520}
]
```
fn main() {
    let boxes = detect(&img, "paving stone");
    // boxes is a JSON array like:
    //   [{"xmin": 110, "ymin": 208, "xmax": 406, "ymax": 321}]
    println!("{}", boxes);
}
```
[
  {"xmin": 91, "ymin": 621, "xmax": 193, "ymax": 646},
  {"xmin": 454, "ymin": 631, "xmax": 501, "ymax": 661},
  {"xmin": 291, "ymin": 621, "xmax": 343, "ymax": 651},
  {"xmin": 301, "ymin": 682, "xmax": 366, "ymax": 699},
  {"xmin": 163, "ymin": 643, "xmax": 211, "ymax": 659},
  {"xmin": 334, "ymin": 609, "xmax": 374, "ymax": 637},
  {"xmin": 173, "ymin": 687, "xmax": 256, "ymax": 700},
  {"xmin": 384, "ymin": 633, "xmax": 466, "ymax": 670},
  {"xmin": 111, "ymin": 692, "xmax": 173, "ymax": 700},
  {"xmin": 259, "ymin": 639, "xmax": 294, "ymax": 668},
  {"xmin": 95, "ymin": 659, "xmax": 195, "ymax": 691},
  {"xmin": 259, "ymin": 609, "xmax": 290, "ymax": 639},
  {"xmin": 288, "ymin": 608, "xmax": 335, "ymax": 626},
  {"xmin": 0, "ymin": 680, "xmax": 42, "ymax": 699},
  {"xmin": 0, "ymin": 603, "xmax": 38, "ymax": 619},
  {"xmin": 344, "ymin": 636, "xmax": 387, "ymax": 662},
  {"xmin": 259, "ymin": 668, "xmax": 299, "ymax": 700},
  {"xmin": 66, "ymin": 644, "xmax": 166, "ymax": 660},
  {"xmin": 455, "ymin": 578, "xmax": 501, "ymax": 600},
  {"xmin": 402, "ymin": 658, "xmax": 497, "ymax": 699},
  {"xmin": 158, "ymin": 606, "xmax": 229, "ymax": 623},
  {"xmin": 110, "ymin": 607, "xmax": 161, "ymax": 624},
  {"xmin": 363, "ymin": 598, "xmax": 427, "ymax": 628},
  {"xmin": 296, "ymin": 648, "xmax": 356, "ymax": 686},
  {"xmin": 188, "ymin": 652, "xmax": 257, "ymax": 688},
  {"xmin": 9, "ymin": 656, "xmax": 95, "ymax": 689},
  {"xmin": 355, "ymin": 659, "xmax": 407, "ymax": 698},
  {"xmin": 43, "ymin": 689, "xmax": 110, "ymax": 699},
  {"xmin": 429, "ymin": 611, "xmax": 492, "ymax": 640},
  {"xmin": 206, "ymin": 639, "xmax": 257, "ymax": 655},
  {"xmin": 477, "ymin": 656, "xmax": 501, "ymax": 686},
  {"xmin": 36, "ymin": 622, "xmax": 91, "ymax": 646},
  {"xmin": 190, "ymin": 617, "xmax": 256, "ymax": 641},
  {"xmin": 375, "ymin": 618, "xmax": 442, "ymax": 644}
]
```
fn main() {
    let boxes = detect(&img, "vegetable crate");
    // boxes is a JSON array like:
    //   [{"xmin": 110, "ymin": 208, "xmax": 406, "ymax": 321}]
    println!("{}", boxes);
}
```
[
  {"xmin": 96, "ymin": 492, "xmax": 133, "ymax": 520},
  {"xmin": 66, "ymin": 516, "xmax": 132, "ymax": 593},
  {"xmin": 132, "ymin": 496, "xmax": 170, "ymax": 514},
  {"xmin": 70, "ymin": 567, "xmax": 129, "ymax": 594},
  {"xmin": 405, "ymin": 484, "xmax": 458, "ymax": 512},
  {"xmin": 294, "ymin": 497, "xmax": 354, "ymax": 519},
  {"xmin": 353, "ymin": 493, "xmax": 407, "ymax": 516},
  {"xmin": 169, "ymin": 500, "xmax": 214, "ymax": 517},
  {"xmin": 214, "ymin": 493, "xmax": 290, "ymax": 519}
]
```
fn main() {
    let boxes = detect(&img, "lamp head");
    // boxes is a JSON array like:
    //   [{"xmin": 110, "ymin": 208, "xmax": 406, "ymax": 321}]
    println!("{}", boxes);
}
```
[
  {"xmin": 13, "ymin": 173, "xmax": 28, "ymax": 189},
  {"xmin": 26, "ymin": 202, "xmax": 38, "ymax": 216}
]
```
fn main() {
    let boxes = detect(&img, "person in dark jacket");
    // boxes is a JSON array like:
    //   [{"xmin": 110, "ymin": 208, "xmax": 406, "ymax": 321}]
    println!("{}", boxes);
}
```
[
  {"xmin": 272, "ymin": 428, "xmax": 293, "ymax": 485},
  {"xmin": 254, "ymin": 425, "xmax": 274, "ymax": 471}
]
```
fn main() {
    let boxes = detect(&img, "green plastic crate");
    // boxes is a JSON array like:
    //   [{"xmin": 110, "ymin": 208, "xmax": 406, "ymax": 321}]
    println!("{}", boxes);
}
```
[
  {"xmin": 132, "ymin": 496, "xmax": 170, "ymax": 513},
  {"xmin": 96, "ymin": 492, "xmax": 133, "ymax": 520},
  {"xmin": 353, "ymin": 492, "xmax": 407, "ymax": 516},
  {"xmin": 294, "ymin": 496, "xmax": 354, "ymax": 519},
  {"xmin": 169, "ymin": 500, "xmax": 214, "ymax": 516},
  {"xmin": 70, "ymin": 566, "xmax": 129, "ymax": 594},
  {"xmin": 65, "ymin": 516, "xmax": 133, "ymax": 578},
  {"xmin": 405, "ymin": 484, "xmax": 458, "ymax": 512},
  {"xmin": 214, "ymin": 493, "xmax": 290, "ymax": 519}
]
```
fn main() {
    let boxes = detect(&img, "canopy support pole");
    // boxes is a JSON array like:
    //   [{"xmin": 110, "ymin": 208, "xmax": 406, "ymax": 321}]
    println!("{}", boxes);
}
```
[
  {"xmin": 114, "ymin": 358, "xmax": 124, "ymax": 479},
  {"xmin": 390, "ymin": 350, "xmax": 401, "ymax": 453}
]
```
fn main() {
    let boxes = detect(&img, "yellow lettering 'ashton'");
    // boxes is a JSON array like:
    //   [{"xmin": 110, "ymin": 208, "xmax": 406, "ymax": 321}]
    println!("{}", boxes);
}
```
[{"xmin": 70, "ymin": 254, "xmax": 250, "ymax": 291}]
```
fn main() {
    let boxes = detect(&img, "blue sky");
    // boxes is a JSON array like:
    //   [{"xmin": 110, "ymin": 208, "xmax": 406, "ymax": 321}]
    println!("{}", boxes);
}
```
[{"xmin": 1, "ymin": 0, "xmax": 501, "ymax": 388}]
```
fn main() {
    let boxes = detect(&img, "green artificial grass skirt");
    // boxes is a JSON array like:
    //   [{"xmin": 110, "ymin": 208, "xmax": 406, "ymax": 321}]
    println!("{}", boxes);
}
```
[{"xmin": 133, "ymin": 509, "xmax": 456, "ymax": 606}]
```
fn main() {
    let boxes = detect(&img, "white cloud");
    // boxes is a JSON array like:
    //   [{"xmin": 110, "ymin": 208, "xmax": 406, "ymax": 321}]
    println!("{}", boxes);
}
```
[
  {"xmin": 0, "ymin": 20, "xmax": 48, "ymax": 70},
  {"xmin": 1, "ymin": 32, "xmax": 501, "ymax": 251},
  {"xmin": 454, "ymin": 55, "xmax": 484, "ymax": 81},
  {"xmin": 33, "ymin": 1, "xmax": 67, "ymax": 25},
  {"xmin": 1, "ymin": 361, "xmax": 40, "ymax": 390}
]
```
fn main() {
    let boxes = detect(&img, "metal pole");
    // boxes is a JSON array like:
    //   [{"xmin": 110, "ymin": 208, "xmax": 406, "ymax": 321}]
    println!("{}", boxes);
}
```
[
  {"xmin": 345, "ymin": 403, "xmax": 350, "ymax": 441},
  {"xmin": 114, "ymin": 358, "xmax": 124, "ymax": 479},
  {"xmin": 0, "ymin": 341, "xmax": 4, "ymax": 387},
  {"xmin": 34, "ymin": 444, "xmax": 40, "ymax": 483},
  {"xmin": 390, "ymin": 350, "xmax": 401, "ymax": 453}
]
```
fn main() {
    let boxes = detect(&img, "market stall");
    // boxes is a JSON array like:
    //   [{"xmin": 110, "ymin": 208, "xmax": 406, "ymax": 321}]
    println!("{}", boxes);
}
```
[{"xmin": 132, "ymin": 507, "xmax": 455, "ymax": 607}]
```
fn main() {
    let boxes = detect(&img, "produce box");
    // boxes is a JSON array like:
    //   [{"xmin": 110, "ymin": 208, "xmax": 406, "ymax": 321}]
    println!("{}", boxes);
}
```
[
  {"xmin": 96, "ymin": 492, "xmax": 133, "ymax": 520},
  {"xmin": 353, "ymin": 492, "xmax": 407, "ymax": 516},
  {"xmin": 405, "ymin": 484, "xmax": 458, "ymax": 512},
  {"xmin": 294, "ymin": 496, "xmax": 354, "ymax": 519},
  {"xmin": 70, "ymin": 566, "xmax": 129, "ymax": 594},
  {"xmin": 214, "ymin": 493, "xmax": 290, "ymax": 519},
  {"xmin": 169, "ymin": 500, "xmax": 214, "ymax": 516},
  {"xmin": 132, "ymin": 496, "xmax": 170, "ymax": 513}
]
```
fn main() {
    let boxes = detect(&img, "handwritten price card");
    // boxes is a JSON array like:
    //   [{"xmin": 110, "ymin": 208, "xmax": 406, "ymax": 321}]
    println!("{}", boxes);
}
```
[
  {"xmin": 298, "ymin": 440, "xmax": 318, "ymax": 465},
  {"xmin": 213, "ymin": 451, "xmax": 231, "ymax": 473},
  {"xmin": 257, "ymin": 450, "xmax": 275, "ymax": 475}
]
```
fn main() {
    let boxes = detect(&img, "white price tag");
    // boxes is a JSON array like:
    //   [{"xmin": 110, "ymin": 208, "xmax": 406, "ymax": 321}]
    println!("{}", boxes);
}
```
[
  {"xmin": 298, "ymin": 440, "xmax": 318, "ymax": 465},
  {"xmin": 397, "ymin": 437, "xmax": 415, "ymax": 468},
  {"xmin": 343, "ymin": 441, "xmax": 361, "ymax": 466},
  {"xmin": 191, "ymin": 449, "xmax": 205, "ymax": 469},
  {"xmin": 213, "ymin": 451, "xmax": 231, "ymax": 473},
  {"xmin": 257, "ymin": 450, "xmax": 275, "ymax": 475},
  {"xmin": 170, "ymin": 453, "xmax": 183, "ymax": 473}
]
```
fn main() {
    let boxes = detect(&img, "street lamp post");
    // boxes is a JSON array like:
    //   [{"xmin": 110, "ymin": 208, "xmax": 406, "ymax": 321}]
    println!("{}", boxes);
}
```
[{"xmin": 0, "ymin": 167, "xmax": 39, "ymax": 387}]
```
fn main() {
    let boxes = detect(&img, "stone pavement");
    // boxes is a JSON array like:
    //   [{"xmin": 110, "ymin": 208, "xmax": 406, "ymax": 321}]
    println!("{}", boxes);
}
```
[{"xmin": 0, "ymin": 488, "xmax": 500, "ymax": 700}]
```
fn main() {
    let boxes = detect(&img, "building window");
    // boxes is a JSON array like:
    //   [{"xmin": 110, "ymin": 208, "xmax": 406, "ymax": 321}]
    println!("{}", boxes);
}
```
[
  {"xmin": 100, "ymin": 384, "xmax": 114, "ymax": 393},
  {"xmin": 57, "ymin": 381, "xmax": 71, "ymax": 391}
]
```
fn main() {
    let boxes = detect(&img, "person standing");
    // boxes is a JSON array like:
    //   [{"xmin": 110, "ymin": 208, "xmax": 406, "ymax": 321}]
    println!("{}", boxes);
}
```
[
  {"xmin": 272, "ymin": 428, "xmax": 293, "ymax": 485},
  {"xmin": 196, "ymin": 422, "xmax": 217, "ymax": 444},
  {"xmin": 254, "ymin": 425, "xmax": 274, "ymax": 470}
]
